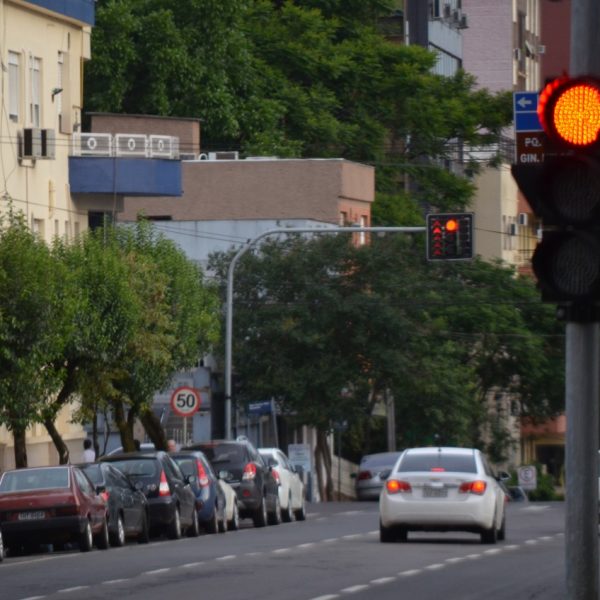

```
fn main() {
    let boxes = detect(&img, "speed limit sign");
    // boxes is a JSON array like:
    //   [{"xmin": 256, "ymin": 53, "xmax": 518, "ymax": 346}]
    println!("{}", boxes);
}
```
[{"xmin": 170, "ymin": 386, "xmax": 201, "ymax": 417}]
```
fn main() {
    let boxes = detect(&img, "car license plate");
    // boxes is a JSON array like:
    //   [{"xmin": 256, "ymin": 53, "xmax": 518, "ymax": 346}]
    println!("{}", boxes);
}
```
[
  {"xmin": 18, "ymin": 511, "xmax": 45, "ymax": 520},
  {"xmin": 423, "ymin": 486, "xmax": 447, "ymax": 498}
]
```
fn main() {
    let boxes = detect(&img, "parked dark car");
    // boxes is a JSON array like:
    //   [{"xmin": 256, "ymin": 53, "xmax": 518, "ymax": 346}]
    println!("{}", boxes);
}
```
[
  {"xmin": 170, "ymin": 450, "xmax": 228, "ymax": 533},
  {"xmin": 77, "ymin": 462, "xmax": 150, "ymax": 546},
  {"xmin": 0, "ymin": 465, "xmax": 109, "ymax": 554},
  {"xmin": 100, "ymin": 451, "xmax": 199, "ymax": 540},
  {"xmin": 184, "ymin": 438, "xmax": 281, "ymax": 527}
]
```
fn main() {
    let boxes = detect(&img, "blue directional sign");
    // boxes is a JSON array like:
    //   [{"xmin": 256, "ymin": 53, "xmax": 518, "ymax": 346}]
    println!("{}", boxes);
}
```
[{"xmin": 514, "ymin": 92, "xmax": 542, "ymax": 132}]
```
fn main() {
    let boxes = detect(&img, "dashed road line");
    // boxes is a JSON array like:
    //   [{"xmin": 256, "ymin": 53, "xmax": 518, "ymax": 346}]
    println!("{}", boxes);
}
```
[
  {"xmin": 340, "ymin": 584, "xmax": 369, "ymax": 593},
  {"xmin": 102, "ymin": 579, "xmax": 129, "ymax": 585},
  {"xmin": 370, "ymin": 577, "xmax": 396, "ymax": 585},
  {"xmin": 425, "ymin": 563, "xmax": 445, "ymax": 570},
  {"xmin": 399, "ymin": 569, "xmax": 421, "ymax": 577},
  {"xmin": 58, "ymin": 586, "xmax": 89, "ymax": 594},
  {"xmin": 181, "ymin": 562, "xmax": 205, "ymax": 568},
  {"xmin": 215, "ymin": 555, "xmax": 236, "ymax": 561},
  {"xmin": 143, "ymin": 568, "xmax": 172, "ymax": 575}
]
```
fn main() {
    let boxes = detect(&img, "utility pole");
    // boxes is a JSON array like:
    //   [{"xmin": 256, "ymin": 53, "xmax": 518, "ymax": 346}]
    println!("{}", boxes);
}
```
[{"xmin": 566, "ymin": 2, "xmax": 600, "ymax": 598}]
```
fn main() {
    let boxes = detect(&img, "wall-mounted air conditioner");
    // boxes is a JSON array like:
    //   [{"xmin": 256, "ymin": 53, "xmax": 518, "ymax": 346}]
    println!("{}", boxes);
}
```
[
  {"xmin": 443, "ymin": 4, "xmax": 451, "ymax": 19},
  {"xmin": 459, "ymin": 14, "xmax": 468, "ymax": 29},
  {"xmin": 149, "ymin": 135, "xmax": 178, "ymax": 159},
  {"xmin": 115, "ymin": 134, "xmax": 147, "ymax": 157},
  {"xmin": 452, "ymin": 9, "xmax": 460, "ymax": 22},
  {"xmin": 19, "ymin": 128, "xmax": 42, "ymax": 159},
  {"xmin": 41, "ymin": 129, "xmax": 55, "ymax": 159},
  {"xmin": 72, "ymin": 133, "xmax": 112, "ymax": 157},
  {"xmin": 208, "ymin": 151, "xmax": 239, "ymax": 160},
  {"xmin": 517, "ymin": 213, "xmax": 528, "ymax": 226}
]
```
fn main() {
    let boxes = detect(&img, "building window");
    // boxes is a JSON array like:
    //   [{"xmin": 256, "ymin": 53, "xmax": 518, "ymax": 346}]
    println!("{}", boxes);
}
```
[
  {"xmin": 30, "ymin": 56, "xmax": 41, "ymax": 127},
  {"xmin": 57, "ymin": 52, "xmax": 63, "ymax": 131},
  {"xmin": 339, "ymin": 211, "xmax": 347, "ymax": 226},
  {"xmin": 8, "ymin": 51, "xmax": 20, "ymax": 122},
  {"xmin": 32, "ymin": 218, "xmax": 44, "ymax": 238}
]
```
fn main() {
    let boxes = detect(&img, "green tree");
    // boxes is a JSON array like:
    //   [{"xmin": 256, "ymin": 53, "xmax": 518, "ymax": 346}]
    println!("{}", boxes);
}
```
[{"xmin": 0, "ymin": 212, "xmax": 71, "ymax": 468}]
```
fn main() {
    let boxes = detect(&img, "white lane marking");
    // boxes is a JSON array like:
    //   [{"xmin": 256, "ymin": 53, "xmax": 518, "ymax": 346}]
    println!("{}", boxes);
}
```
[
  {"xmin": 340, "ymin": 584, "xmax": 369, "ymax": 593},
  {"xmin": 446, "ymin": 556, "xmax": 466, "ymax": 563},
  {"xmin": 343, "ymin": 534, "xmax": 362, "ymax": 540},
  {"xmin": 316, "ymin": 517, "xmax": 327, "ymax": 522},
  {"xmin": 521, "ymin": 505, "xmax": 549, "ymax": 512},
  {"xmin": 58, "ymin": 586, "xmax": 89, "ymax": 594},
  {"xmin": 181, "ymin": 562, "xmax": 205, "ymax": 568},
  {"xmin": 466, "ymin": 554, "xmax": 481, "ymax": 560},
  {"xmin": 367, "ymin": 531, "xmax": 378, "ymax": 535},
  {"xmin": 272, "ymin": 548, "xmax": 290, "ymax": 554},
  {"xmin": 556, "ymin": 532, "xmax": 565, "ymax": 537},
  {"xmin": 102, "ymin": 579, "xmax": 129, "ymax": 585},
  {"xmin": 370, "ymin": 577, "xmax": 396, "ymax": 585},
  {"xmin": 539, "ymin": 536, "xmax": 553, "ymax": 542},
  {"xmin": 425, "ymin": 563, "xmax": 445, "ymax": 570},
  {"xmin": 525, "ymin": 539, "xmax": 538, "ymax": 545},
  {"xmin": 504, "ymin": 544, "xmax": 520, "ymax": 550},
  {"xmin": 341, "ymin": 511, "xmax": 363, "ymax": 516},
  {"xmin": 323, "ymin": 538, "xmax": 338, "ymax": 543},
  {"xmin": 215, "ymin": 555, "xmax": 236, "ymax": 561},
  {"xmin": 297, "ymin": 543, "xmax": 315, "ymax": 549},
  {"xmin": 399, "ymin": 569, "xmax": 421, "ymax": 577},
  {"xmin": 18, "ymin": 597, "xmax": 45, "ymax": 600},
  {"xmin": 143, "ymin": 568, "xmax": 171, "ymax": 575},
  {"xmin": 483, "ymin": 549, "xmax": 502, "ymax": 555},
  {"xmin": 309, "ymin": 596, "xmax": 339, "ymax": 600}
]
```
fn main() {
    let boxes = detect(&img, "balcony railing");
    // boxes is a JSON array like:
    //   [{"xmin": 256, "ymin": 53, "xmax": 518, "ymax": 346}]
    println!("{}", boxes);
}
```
[{"xmin": 72, "ymin": 133, "xmax": 180, "ymax": 160}]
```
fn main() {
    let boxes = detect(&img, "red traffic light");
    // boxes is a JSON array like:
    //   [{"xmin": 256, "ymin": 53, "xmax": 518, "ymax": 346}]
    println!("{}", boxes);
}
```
[
  {"xmin": 426, "ymin": 213, "xmax": 473, "ymax": 261},
  {"xmin": 538, "ymin": 77, "xmax": 600, "ymax": 148}
]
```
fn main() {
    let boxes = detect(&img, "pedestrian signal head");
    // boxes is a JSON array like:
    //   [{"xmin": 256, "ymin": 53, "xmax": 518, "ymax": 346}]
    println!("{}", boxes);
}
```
[{"xmin": 538, "ymin": 77, "xmax": 600, "ymax": 148}]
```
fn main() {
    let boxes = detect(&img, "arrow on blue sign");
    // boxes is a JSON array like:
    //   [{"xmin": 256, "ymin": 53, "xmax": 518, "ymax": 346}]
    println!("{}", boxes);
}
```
[{"xmin": 513, "ymin": 91, "xmax": 542, "ymax": 132}]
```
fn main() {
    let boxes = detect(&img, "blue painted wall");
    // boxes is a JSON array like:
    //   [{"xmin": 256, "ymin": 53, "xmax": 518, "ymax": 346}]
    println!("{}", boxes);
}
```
[
  {"xmin": 26, "ymin": 0, "xmax": 95, "ymax": 25},
  {"xmin": 69, "ymin": 157, "xmax": 182, "ymax": 196}
]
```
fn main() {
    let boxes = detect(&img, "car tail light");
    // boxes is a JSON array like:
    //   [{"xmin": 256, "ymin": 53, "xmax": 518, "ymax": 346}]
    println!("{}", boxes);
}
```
[
  {"xmin": 430, "ymin": 467, "xmax": 445, "ymax": 472},
  {"xmin": 197, "ymin": 461, "xmax": 209, "ymax": 487},
  {"xmin": 100, "ymin": 491, "xmax": 110, "ymax": 503},
  {"xmin": 386, "ymin": 479, "xmax": 411, "ymax": 494},
  {"xmin": 242, "ymin": 463, "xmax": 257, "ymax": 480},
  {"xmin": 459, "ymin": 480, "xmax": 487, "ymax": 495},
  {"xmin": 159, "ymin": 470, "xmax": 171, "ymax": 497},
  {"xmin": 357, "ymin": 470, "xmax": 372, "ymax": 481},
  {"xmin": 271, "ymin": 468, "xmax": 280, "ymax": 485}
]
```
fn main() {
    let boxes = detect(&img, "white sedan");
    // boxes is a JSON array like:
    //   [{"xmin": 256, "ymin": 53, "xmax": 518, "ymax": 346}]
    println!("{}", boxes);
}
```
[
  {"xmin": 259, "ymin": 448, "xmax": 306, "ymax": 522},
  {"xmin": 217, "ymin": 478, "xmax": 240, "ymax": 532},
  {"xmin": 379, "ymin": 446, "xmax": 508, "ymax": 544}
]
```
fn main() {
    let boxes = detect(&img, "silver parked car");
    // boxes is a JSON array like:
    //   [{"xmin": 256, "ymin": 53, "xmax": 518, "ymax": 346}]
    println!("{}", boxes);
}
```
[{"xmin": 353, "ymin": 451, "xmax": 403, "ymax": 501}]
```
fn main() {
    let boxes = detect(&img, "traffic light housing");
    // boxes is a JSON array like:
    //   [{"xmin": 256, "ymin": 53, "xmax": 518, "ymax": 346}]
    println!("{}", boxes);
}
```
[
  {"xmin": 512, "ymin": 76, "xmax": 600, "ymax": 320},
  {"xmin": 426, "ymin": 213, "xmax": 473, "ymax": 261}
]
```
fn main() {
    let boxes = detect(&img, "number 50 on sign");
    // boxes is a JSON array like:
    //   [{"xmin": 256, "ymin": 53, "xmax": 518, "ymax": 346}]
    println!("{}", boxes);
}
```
[{"xmin": 170, "ymin": 386, "xmax": 201, "ymax": 417}]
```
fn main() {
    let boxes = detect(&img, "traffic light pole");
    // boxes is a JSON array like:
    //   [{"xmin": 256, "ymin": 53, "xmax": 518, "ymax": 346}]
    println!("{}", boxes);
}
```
[
  {"xmin": 224, "ymin": 226, "xmax": 425, "ymax": 440},
  {"xmin": 566, "ymin": 2, "xmax": 600, "ymax": 599}
]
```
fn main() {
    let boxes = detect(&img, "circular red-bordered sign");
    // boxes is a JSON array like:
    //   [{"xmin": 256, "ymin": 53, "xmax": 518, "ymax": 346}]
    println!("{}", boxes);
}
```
[{"xmin": 170, "ymin": 386, "xmax": 201, "ymax": 417}]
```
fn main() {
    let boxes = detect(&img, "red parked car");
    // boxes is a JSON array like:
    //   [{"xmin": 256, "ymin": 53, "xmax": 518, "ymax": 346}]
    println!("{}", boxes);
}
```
[{"xmin": 0, "ymin": 465, "xmax": 109, "ymax": 555}]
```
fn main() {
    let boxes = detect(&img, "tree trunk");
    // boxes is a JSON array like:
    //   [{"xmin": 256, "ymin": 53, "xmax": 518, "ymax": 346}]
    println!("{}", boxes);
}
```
[
  {"xmin": 316, "ymin": 429, "xmax": 333, "ymax": 501},
  {"xmin": 113, "ymin": 399, "xmax": 136, "ymax": 452},
  {"xmin": 140, "ymin": 407, "xmax": 168, "ymax": 451},
  {"xmin": 13, "ymin": 427, "xmax": 28, "ymax": 468},
  {"xmin": 44, "ymin": 417, "xmax": 70, "ymax": 464}
]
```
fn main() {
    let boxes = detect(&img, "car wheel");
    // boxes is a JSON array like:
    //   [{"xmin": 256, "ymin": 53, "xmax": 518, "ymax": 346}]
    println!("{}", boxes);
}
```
[
  {"xmin": 481, "ymin": 522, "xmax": 498, "ymax": 544},
  {"xmin": 95, "ymin": 515, "xmax": 110, "ymax": 550},
  {"xmin": 110, "ymin": 514, "xmax": 126, "ymax": 547},
  {"xmin": 497, "ymin": 513, "xmax": 506, "ymax": 541},
  {"xmin": 282, "ymin": 494, "xmax": 293, "ymax": 523},
  {"xmin": 79, "ymin": 520, "xmax": 93, "ymax": 552},
  {"xmin": 206, "ymin": 506, "xmax": 219, "ymax": 534},
  {"xmin": 253, "ymin": 495, "xmax": 268, "ymax": 528},
  {"xmin": 138, "ymin": 511, "xmax": 150, "ymax": 544},
  {"xmin": 397, "ymin": 527, "xmax": 408, "ymax": 542},
  {"xmin": 228, "ymin": 502, "xmax": 240, "ymax": 531},
  {"xmin": 268, "ymin": 495, "xmax": 282, "ymax": 525},
  {"xmin": 294, "ymin": 497, "xmax": 306, "ymax": 521},
  {"xmin": 379, "ymin": 520, "xmax": 396, "ymax": 543},
  {"xmin": 167, "ymin": 507, "xmax": 182, "ymax": 540},
  {"xmin": 188, "ymin": 509, "xmax": 200, "ymax": 537}
]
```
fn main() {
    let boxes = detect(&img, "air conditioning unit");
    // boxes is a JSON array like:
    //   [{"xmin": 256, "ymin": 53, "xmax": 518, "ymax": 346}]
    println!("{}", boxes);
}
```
[
  {"xmin": 72, "ymin": 133, "xmax": 112, "ymax": 157},
  {"xmin": 517, "ymin": 213, "xmax": 528, "ymax": 226},
  {"xmin": 452, "ymin": 9, "xmax": 460, "ymax": 22},
  {"xmin": 19, "ymin": 128, "xmax": 42, "ymax": 159},
  {"xmin": 149, "ymin": 135, "xmax": 177, "ymax": 159},
  {"xmin": 208, "ymin": 151, "xmax": 239, "ymax": 160},
  {"xmin": 509, "ymin": 223, "xmax": 518, "ymax": 236},
  {"xmin": 41, "ymin": 129, "xmax": 55, "ymax": 159},
  {"xmin": 443, "ymin": 4, "xmax": 451, "ymax": 19},
  {"xmin": 115, "ymin": 134, "xmax": 147, "ymax": 157},
  {"xmin": 459, "ymin": 14, "xmax": 468, "ymax": 29}
]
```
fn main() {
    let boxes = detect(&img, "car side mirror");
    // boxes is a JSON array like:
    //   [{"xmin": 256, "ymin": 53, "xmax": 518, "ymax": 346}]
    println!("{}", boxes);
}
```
[{"xmin": 497, "ymin": 471, "xmax": 511, "ymax": 482}]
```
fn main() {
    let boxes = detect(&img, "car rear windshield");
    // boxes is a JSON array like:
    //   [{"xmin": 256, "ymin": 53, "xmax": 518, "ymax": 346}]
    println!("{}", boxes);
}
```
[
  {"xmin": 172, "ymin": 457, "xmax": 196, "ymax": 477},
  {"xmin": 196, "ymin": 444, "xmax": 247, "ymax": 468},
  {"xmin": 0, "ymin": 467, "xmax": 70, "ymax": 492},
  {"xmin": 107, "ymin": 459, "xmax": 159, "ymax": 479},
  {"xmin": 397, "ymin": 453, "xmax": 477, "ymax": 474}
]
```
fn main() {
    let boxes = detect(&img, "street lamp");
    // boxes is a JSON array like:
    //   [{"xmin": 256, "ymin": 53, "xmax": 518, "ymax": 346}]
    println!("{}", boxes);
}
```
[{"xmin": 224, "ymin": 225, "xmax": 426, "ymax": 439}]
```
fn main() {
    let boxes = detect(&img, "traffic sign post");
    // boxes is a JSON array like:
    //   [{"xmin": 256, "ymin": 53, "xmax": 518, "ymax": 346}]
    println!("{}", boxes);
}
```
[{"xmin": 170, "ymin": 386, "xmax": 201, "ymax": 446}]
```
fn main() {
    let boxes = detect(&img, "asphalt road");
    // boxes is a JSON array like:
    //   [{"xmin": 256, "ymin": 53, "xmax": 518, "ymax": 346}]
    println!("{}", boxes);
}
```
[{"xmin": 0, "ymin": 501, "xmax": 567, "ymax": 600}]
